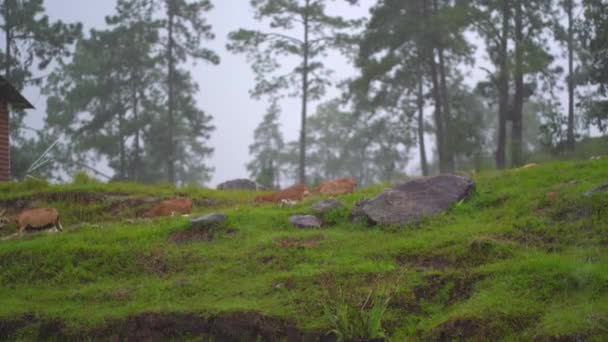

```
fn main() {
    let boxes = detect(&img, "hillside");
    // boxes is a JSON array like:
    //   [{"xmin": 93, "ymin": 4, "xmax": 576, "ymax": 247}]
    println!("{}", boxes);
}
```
[{"xmin": 1, "ymin": 160, "xmax": 608, "ymax": 341}]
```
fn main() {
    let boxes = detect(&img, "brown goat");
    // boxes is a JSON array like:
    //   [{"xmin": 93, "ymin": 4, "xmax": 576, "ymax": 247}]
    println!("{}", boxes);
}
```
[
  {"xmin": 255, "ymin": 184, "xmax": 310, "ymax": 204},
  {"xmin": 145, "ymin": 197, "xmax": 193, "ymax": 217},
  {"xmin": 0, "ymin": 208, "xmax": 63, "ymax": 240},
  {"xmin": 313, "ymin": 177, "xmax": 357, "ymax": 196}
]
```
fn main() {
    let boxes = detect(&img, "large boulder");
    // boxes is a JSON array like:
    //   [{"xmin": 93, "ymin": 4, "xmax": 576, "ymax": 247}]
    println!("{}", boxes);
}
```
[
  {"xmin": 359, "ymin": 175, "xmax": 475, "ymax": 225},
  {"xmin": 217, "ymin": 179, "xmax": 265, "ymax": 191}
]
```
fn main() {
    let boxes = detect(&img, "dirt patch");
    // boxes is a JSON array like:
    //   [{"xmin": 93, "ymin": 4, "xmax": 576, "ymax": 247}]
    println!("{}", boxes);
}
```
[
  {"xmin": 430, "ymin": 315, "xmax": 533, "ymax": 341},
  {"xmin": 535, "ymin": 333, "xmax": 589, "ymax": 342},
  {"xmin": 137, "ymin": 250, "xmax": 169, "ymax": 276},
  {"xmin": 397, "ymin": 253, "xmax": 464, "ymax": 270},
  {"xmin": 168, "ymin": 227, "xmax": 237, "ymax": 245},
  {"xmin": 413, "ymin": 273, "xmax": 483, "ymax": 306},
  {"xmin": 277, "ymin": 235, "xmax": 323, "ymax": 249},
  {"xmin": 1, "ymin": 312, "xmax": 329, "ymax": 342},
  {"xmin": 434, "ymin": 318, "xmax": 497, "ymax": 340}
]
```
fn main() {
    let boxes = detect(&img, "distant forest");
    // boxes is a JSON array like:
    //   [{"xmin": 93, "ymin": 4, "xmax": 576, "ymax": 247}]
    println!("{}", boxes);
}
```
[{"xmin": 2, "ymin": 0, "xmax": 608, "ymax": 187}]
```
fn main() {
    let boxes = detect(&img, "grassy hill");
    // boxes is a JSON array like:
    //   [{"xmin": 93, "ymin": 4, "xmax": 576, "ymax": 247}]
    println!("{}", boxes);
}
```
[{"xmin": 1, "ymin": 160, "xmax": 608, "ymax": 341}]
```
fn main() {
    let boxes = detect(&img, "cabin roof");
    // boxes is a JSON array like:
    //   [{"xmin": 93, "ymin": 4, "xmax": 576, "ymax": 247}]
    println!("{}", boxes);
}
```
[{"xmin": 0, "ymin": 76, "xmax": 34, "ymax": 109}]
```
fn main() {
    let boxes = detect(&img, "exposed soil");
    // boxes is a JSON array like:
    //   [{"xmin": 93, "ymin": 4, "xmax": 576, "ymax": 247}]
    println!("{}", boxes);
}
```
[
  {"xmin": 414, "ymin": 273, "xmax": 483, "ymax": 305},
  {"xmin": 431, "ymin": 315, "xmax": 534, "ymax": 341},
  {"xmin": 277, "ymin": 235, "xmax": 324, "ymax": 249},
  {"xmin": 0, "ymin": 312, "xmax": 333, "ymax": 342},
  {"xmin": 434, "ymin": 318, "xmax": 497, "ymax": 341},
  {"xmin": 137, "ymin": 249, "xmax": 169, "ymax": 276},
  {"xmin": 168, "ymin": 227, "xmax": 237, "ymax": 245},
  {"xmin": 396, "ymin": 253, "xmax": 464, "ymax": 270}
]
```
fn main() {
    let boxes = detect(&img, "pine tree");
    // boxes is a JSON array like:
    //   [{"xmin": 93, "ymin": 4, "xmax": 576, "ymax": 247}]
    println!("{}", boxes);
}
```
[
  {"xmin": 45, "ymin": 0, "xmax": 159, "ymax": 181},
  {"xmin": 472, "ymin": 0, "xmax": 554, "ymax": 167},
  {"xmin": 247, "ymin": 100, "xmax": 284, "ymax": 189},
  {"xmin": 353, "ymin": 0, "xmax": 472, "ymax": 174},
  {"xmin": 157, "ymin": 0, "xmax": 220, "ymax": 184},
  {"xmin": 45, "ymin": 0, "xmax": 217, "ymax": 185},
  {"xmin": 228, "ymin": 0, "xmax": 360, "ymax": 185},
  {"xmin": 580, "ymin": 0, "xmax": 608, "ymax": 131}
]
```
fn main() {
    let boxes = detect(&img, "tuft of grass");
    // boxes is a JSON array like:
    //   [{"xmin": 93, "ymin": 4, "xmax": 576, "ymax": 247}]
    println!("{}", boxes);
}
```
[{"xmin": 324, "ymin": 288, "xmax": 391, "ymax": 341}]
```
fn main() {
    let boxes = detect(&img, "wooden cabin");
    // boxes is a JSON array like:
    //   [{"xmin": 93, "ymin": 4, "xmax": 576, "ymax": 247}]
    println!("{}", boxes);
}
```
[{"xmin": 0, "ymin": 76, "xmax": 34, "ymax": 182}]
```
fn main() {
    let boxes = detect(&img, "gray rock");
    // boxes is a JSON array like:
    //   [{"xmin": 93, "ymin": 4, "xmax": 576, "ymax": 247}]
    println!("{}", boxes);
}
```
[
  {"xmin": 350, "ymin": 199, "xmax": 370, "ymax": 223},
  {"xmin": 190, "ymin": 213, "xmax": 227, "ymax": 230},
  {"xmin": 217, "ymin": 179, "xmax": 266, "ymax": 191},
  {"xmin": 289, "ymin": 215, "xmax": 323, "ymax": 229},
  {"xmin": 361, "ymin": 175, "xmax": 475, "ymax": 225},
  {"xmin": 312, "ymin": 199, "xmax": 343, "ymax": 214},
  {"xmin": 585, "ymin": 183, "xmax": 608, "ymax": 197}
]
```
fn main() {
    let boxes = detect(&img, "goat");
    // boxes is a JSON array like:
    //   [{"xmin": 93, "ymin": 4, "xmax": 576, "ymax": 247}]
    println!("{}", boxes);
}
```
[
  {"xmin": 1, "ymin": 208, "xmax": 63, "ymax": 240},
  {"xmin": 255, "ymin": 184, "xmax": 310, "ymax": 204},
  {"xmin": 145, "ymin": 197, "xmax": 193, "ymax": 217},
  {"xmin": 313, "ymin": 177, "xmax": 357, "ymax": 196}
]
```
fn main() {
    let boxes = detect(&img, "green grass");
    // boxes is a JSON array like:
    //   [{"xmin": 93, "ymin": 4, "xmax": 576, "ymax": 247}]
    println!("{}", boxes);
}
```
[{"xmin": 1, "ymin": 160, "xmax": 608, "ymax": 340}]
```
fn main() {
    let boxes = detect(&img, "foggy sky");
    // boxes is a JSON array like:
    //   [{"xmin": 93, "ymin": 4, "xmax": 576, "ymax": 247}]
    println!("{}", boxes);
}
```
[
  {"xmin": 21, "ymin": 0, "xmax": 371, "ymax": 187},
  {"xmin": 21, "ymin": 1, "xmax": 573, "ymax": 186}
]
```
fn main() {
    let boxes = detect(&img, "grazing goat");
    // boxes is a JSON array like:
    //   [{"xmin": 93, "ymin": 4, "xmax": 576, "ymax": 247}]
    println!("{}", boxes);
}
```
[
  {"xmin": 1, "ymin": 208, "xmax": 63, "ymax": 240},
  {"xmin": 145, "ymin": 197, "xmax": 193, "ymax": 217},
  {"xmin": 313, "ymin": 177, "xmax": 357, "ymax": 196},
  {"xmin": 255, "ymin": 184, "xmax": 310, "ymax": 204}
]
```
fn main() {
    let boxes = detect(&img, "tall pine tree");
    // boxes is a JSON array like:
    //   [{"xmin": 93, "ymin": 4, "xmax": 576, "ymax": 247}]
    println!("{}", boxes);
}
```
[
  {"xmin": 247, "ymin": 100, "xmax": 285, "ymax": 189},
  {"xmin": 228, "ymin": 0, "xmax": 360, "ymax": 185}
]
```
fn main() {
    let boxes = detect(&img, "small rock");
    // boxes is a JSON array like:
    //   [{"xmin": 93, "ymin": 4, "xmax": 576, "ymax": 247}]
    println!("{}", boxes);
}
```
[
  {"xmin": 585, "ymin": 184, "xmax": 608, "ymax": 197},
  {"xmin": 312, "ymin": 199, "xmax": 343, "ymax": 214},
  {"xmin": 190, "ymin": 213, "xmax": 227, "ymax": 230},
  {"xmin": 289, "ymin": 215, "xmax": 322, "ymax": 229}
]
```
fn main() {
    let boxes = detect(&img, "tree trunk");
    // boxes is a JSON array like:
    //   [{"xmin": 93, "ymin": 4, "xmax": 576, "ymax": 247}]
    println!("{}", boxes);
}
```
[
  {"xmin": 118, "ymin": 109, "xmax": 126, "ymax": 180},
  {"xmin": 433, "ymin": 0, "xmax": 454, "ymax": 172},
  {"xmin": 496, "ymin": 0, "xmax": 510, "ymax": 169},
  {"xmin": 422, "ymin": 0, "xmax": 446, "ymax": 173},
  {"xmin": 299, "ymin": 0, "xmax": 310, "ymax": 185},
  {"xmin": 132, "ymin": 78, "xmax": 141, "ymax": 181},
  {"xmin": 166, "ymin": 1, "xmax": 176, "ymax": 185},
  {"xmin": 512, "ymin": 0, "xmax": 524, "ymax": 166},
  {"xmin": 566, "ymin": 0, "xmax": 576, "ymax": 150},
  {"xmin": 417, "ymin": 73, "xmax": 429, "ymax": 176}
]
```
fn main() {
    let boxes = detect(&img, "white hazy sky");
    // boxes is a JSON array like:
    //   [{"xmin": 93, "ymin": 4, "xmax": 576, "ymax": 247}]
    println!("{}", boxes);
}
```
[{"xmin": 20, "ymin": 0, "xmax": 373, "ymax": 186}]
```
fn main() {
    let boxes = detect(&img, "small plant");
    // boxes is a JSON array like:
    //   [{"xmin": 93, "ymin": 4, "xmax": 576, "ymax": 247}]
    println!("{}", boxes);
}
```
[{"xmin": 324, "ymin": 288, "xmax": 391, "ymax": 341}]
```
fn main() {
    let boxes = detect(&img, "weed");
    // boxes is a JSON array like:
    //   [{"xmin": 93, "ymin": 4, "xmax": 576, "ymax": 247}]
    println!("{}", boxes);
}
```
[{"xmin": 323, "ymin": 287, "xmax": 391, "ymax": 341}]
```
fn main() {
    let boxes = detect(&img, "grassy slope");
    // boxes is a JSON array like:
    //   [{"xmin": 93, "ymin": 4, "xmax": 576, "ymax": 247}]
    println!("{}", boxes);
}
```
[{"xmin": 1, "ymin": 160, "xmax": 608, "ymax": 340}]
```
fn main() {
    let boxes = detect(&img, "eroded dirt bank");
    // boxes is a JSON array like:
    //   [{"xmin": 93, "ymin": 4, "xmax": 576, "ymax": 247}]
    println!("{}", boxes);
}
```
[{"xmin": 0, "ymin": 312, "xmax": 336, "ymax": 341}]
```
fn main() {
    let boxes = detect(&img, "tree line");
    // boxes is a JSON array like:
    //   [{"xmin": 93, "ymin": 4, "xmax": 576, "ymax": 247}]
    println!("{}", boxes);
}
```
[
  {"xmin": 1, "ymin": 0, "xmax": 607, "ymax": 187},
  {"xmin": 246, "ymin": 0, "xmax": 608, "ymax": 188}
]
